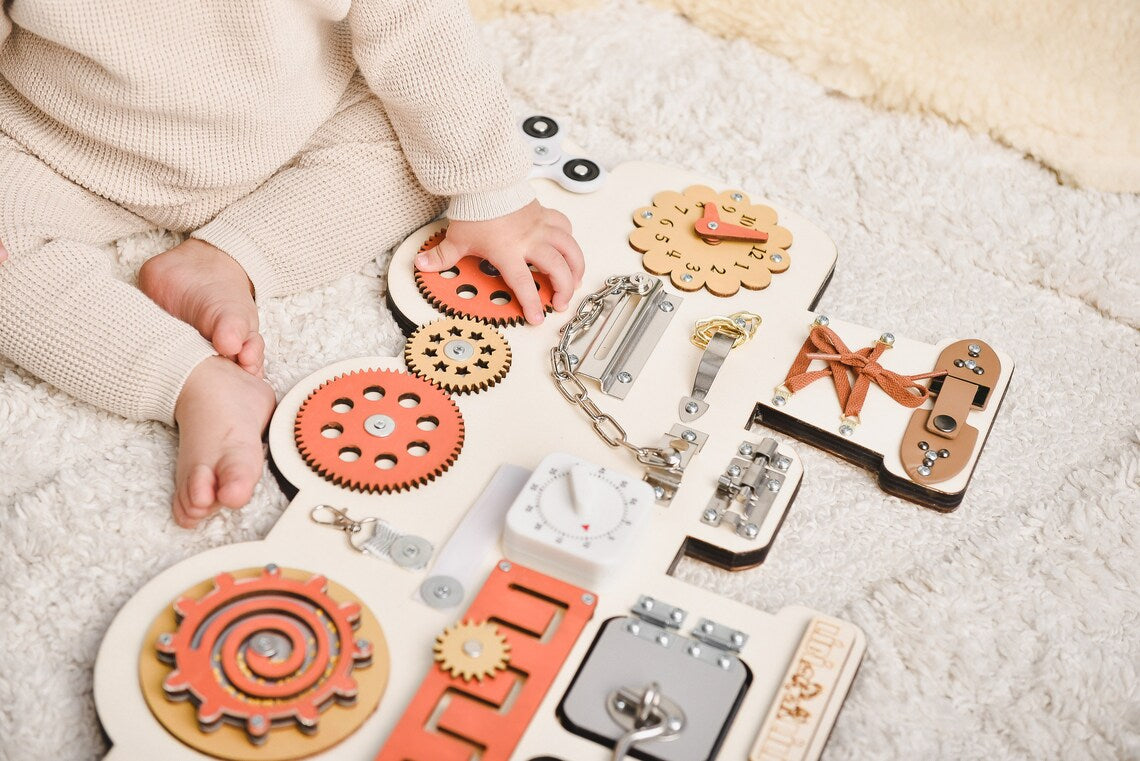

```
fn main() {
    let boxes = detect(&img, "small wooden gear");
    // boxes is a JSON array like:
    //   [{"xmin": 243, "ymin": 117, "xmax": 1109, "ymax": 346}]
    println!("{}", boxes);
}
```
[
  {"xmin": 139, "ymin": 565, "xmax": 388, "ymax": 761},
  {"xmin": 414, "ymin": 230, "xmax": 556, "ymax": 325},
  {"xmin": 629, "ymin": 185, "xmax": 793, "ymax": 296},
  {"xmin": 433, "ymin": 619, "xmax": 511, "ymax": 682},
  {"xmin": 294, "ymin": 368, "xmax": 464, "ymax": 493},
  {"xmin": 404, "ymin": 317, "xmax": 512, "ymax": 394}
]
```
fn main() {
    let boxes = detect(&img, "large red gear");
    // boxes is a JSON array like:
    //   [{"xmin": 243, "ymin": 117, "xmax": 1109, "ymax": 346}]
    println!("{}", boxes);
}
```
[
  {"xmin": 414, "ymin": 230, "xmax": 556, "ymax": 326},
  {"xmin": 155, "ymin": 565, "xmax": 372, "ymax": 743},
  {"xmin": 294, "ymin": 368, "xmax": 464, "ymax": 493}
]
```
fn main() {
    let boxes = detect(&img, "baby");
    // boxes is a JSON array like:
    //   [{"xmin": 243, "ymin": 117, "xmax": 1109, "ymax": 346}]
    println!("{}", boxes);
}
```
[{"xmin": 0, "ymin": 1, "xmax": 582, "ymax": 528}]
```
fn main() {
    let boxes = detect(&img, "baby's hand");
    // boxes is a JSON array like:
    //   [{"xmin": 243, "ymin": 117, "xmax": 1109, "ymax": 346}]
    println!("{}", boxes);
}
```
[{"xmin": 415, "ymin": 201, "xmax": 584, "ymax": 325}]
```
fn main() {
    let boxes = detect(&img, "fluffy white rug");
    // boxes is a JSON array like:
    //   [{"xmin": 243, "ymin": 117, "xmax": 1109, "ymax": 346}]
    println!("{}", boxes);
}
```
[{"xmin": 1, "ymin": 2, "xmax": 1138, "ymax": 759}]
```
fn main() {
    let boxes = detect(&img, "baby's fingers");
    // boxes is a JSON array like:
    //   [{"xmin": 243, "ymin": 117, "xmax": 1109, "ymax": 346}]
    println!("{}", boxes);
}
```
[
  {"xmin": 550, "ymin": 228, "xmax": 584, "ymax": 285},
  {"xmin": 499, "ymin": 259, "xmax": 545, "ymax": 325},
  {"xmin": 415, "ymin": 236, "xmax": 464, "ymax": 272},
  {"xmin": 529, "ymin": 247, "xmax": 574, "ymax": 312}
]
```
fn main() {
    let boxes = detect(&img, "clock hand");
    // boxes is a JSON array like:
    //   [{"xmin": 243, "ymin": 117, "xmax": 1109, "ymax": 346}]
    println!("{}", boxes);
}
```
[{"xmin": 693, "ymin": 208, "xmax": 770, "ymax": 243}]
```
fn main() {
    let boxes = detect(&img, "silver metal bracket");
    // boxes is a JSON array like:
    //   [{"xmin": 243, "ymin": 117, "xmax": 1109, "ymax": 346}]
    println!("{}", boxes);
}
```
[
  {"xmin": 700, "ymin": 437, "xmax": 790, "ymax": 539},
  {"xmin": 678, "ymin": 331, "xmax": 735, "ymax": 422},
  {"xmin": 691, "ymin": 618, "xmax": 748, "ymax": 653},
  {"xmin": 573, "ymin": 278, "xmax": 682, "ymax": 399},
  {"xmin": 631, "ymin": 596, "xmax": 687, "ymax": 629},
  {"xmin": 644, "ymin": 424, "xmax": 708, "ymax": 504}
]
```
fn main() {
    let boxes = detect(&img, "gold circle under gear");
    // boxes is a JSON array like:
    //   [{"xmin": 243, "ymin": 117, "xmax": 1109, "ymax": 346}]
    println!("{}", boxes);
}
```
[
  {"xmin": 293, "ymin": 369, "xmax": 465, "ymax": 493},
  {"xmin": 433, "ymin": 620, "xmax": 511, "ymax": 682},
  {"xmin": 405, "ymin": 317, "xmax": 512, "ymax": 394}
]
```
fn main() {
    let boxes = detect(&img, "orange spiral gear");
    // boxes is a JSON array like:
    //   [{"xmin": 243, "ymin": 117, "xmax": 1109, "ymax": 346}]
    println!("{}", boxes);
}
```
[
  {"xmin": 154, "ymin": 565, "xmax": 373, "ymax": 744},
  {"xmin": 414, "ymin": 230, "xmax": 556, "ymax": 326},
  {"xmin": 294, "ymin": 369, "xmax": 464, "ymax": 493}
]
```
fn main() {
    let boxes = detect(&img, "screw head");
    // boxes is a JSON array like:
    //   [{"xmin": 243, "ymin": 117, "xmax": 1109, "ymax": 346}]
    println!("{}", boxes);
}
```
[
  {"xmin": 814, "ymin": 315, "xmax": 830, "ymax": 326},
  {"xmin": 641, "ymin": 210, "xmax": 653, "ymax": 219},
  {"xmin": 727, "ymin": 464, "xmax": 742, "ymax": 477},
  {"xmin": 617, "ymin": 371, "xmax": 632, "ymax": 384},
  {"xmin": 775, "ymin": 456, "xmax": 791, "ymax": 470},
  {"xmin": 641, "ymin": 597, "xmax": 654, "ymax": 610},
  {"xmin": 742, "ymin": 522, "xmax": 760, "ymax": 539},
  {"xmin": 731, "ymin": 193, "xmax": 744, "ymax": 201},
  {"xmin": 250, "ymin": 715, "xmax": 265, "ymax": 727},
  {"xmin": 681, "ymin": 274, "xmax": 694, "ymax": 282},
  {"xmin": 670, "ymin": 609, "xmax": 684, "ymax": 623},
  {"xmin": 688, "ymin": 644, "xmax": 701, "ymax": 656},
  {"xmin": 731, "ymin": 631, "xmax": 745, "ymax": 646},
  {"xmin": 701, "ymin": 622, "xmax": 714, "ymax": 633},
  {"xmin": 658, "ymin": 301, "xmax": 674, "ymax": 313},
  {"xmin": 938, "ymin": 449, "xmax": 950, "ymax": 458},
  {"xmin": 879, "ymin": 332, "xmax": 895, "ymax": 346},
  {"xmin": 965, "ymin": 359, "xmax": 977, "ymax": 370},
  {"xmin": 626, "ymin": 622, "xmax": 640, "ymax": 635},
  {"xmin": 534, "ymin": 145, "xmax": 548, "ymax": 155},
  {"xmin": 839, "ymin": 424, "xmax": 854, "ymax": 437},
  {"xmin": 918, "ymin": 465, "xmax": 932, "ymax": 477},
  {"xmin": 973, "ymin": 366, "xmax": 985, "ymax": 375},
  {"xmin": 462, "ymin": 639, "xmax": 484, "ymax": 658},
  {"xmin": 703, "ymin": 508, "xmax": 719, "ymax": 522},
  {"xmin": 684, "ymin": 401, "xmax": 699, "ymax": 414},
  {"xmin": 918, "ymin": 441, "xmax": 929, "ymax": 451},
  {"xmin": 656, "ymin": 634, "xmax": 670, "ymax": 646},
  {"xmin": 968, "ymin": 343, "xmax": 981, "ymax": 356},
  {"xmin": 707, "ymin": 220, "xmax": 720, "ymax": 230},
  {"xmin": 568, "ymin": 354, "xmax": 579, "ymax": 365},
  {"xmin": 772, "ymin": 395, "xmax": 787, "ymax": 407},
  {"xmin": 498, "ymin": 560, "xmax": 512, "ymax": 572},
  {"xmin": 739, "ymin": 443, "xmax": 753, "ymax": 456},
  {"xmin": 433, "ymin": 584, "xmax": 451, "ymax": 599},
  {"xmin": 718, "ymin": 656, "xmax": 732, "ymax": 670},
  {"xmin": 681, "ymin": 429, "xmax": 697, "ymax": 442},
  {"xmin": 582, "ymin": 593, "xmax": 595, "ymax": 605},
  {"xmin": 766, "ymin": 479, "xmax": 781, "ymax": 492},
  {"xmin": 653, "ymin": 485, "xmax": 665, "ymax": 500},
  {"xmin": 771, "ymin": 253, "xmax": 783, "ymax": 263}
]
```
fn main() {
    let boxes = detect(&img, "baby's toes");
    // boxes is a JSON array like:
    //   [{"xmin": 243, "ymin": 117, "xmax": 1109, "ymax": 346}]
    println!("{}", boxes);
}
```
[
  {"xmin": 237, "ymin": 334, "xmax": 265, "ymax": 377},
  {"xmin": 215, "ymin": 456, "xmax": 259, "ymax": 510},
  {"xmin": 211, "ymin": 314, "xmax": 253, "ymax": 359}
]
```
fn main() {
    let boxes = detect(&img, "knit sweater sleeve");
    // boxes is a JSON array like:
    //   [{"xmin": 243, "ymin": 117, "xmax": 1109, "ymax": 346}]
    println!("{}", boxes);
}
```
[{"xmin": 346, "ymin": 0, "xmax": 534, "ymax": 221}]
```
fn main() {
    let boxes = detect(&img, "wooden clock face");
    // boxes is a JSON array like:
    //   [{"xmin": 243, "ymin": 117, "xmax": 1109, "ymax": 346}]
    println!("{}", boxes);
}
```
[{"xmin": 629, "ymin": 185, "xmax": 793, "ymax": 296}]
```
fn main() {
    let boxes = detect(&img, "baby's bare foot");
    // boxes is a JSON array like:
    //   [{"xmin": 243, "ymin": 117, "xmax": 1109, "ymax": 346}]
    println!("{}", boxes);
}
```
[
  {"xmin": 172, "ymin": 356, "xmax": 276, "ymax": 528},
  {"xmin": 139, "ymin": 238, "xmax": 265, "ymax": 375}
]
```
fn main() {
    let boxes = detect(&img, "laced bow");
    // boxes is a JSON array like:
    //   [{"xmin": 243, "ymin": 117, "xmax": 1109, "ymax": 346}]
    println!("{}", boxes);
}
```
[{"xmin": 780, "ymin": 325, "xmax": 946, "ymax": 420}]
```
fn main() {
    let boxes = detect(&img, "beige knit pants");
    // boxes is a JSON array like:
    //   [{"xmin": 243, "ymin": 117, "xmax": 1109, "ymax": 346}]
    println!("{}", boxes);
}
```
[{"xmin": 0, "ymin": 77, "xmax": 444, "ymax": 425}]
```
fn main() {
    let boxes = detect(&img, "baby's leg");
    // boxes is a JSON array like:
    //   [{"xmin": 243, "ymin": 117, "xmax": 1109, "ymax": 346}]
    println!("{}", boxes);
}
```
[
  {"xmin": 0, "ymin": 136, "xmax": 273, "ymax": 527},
  {"xmin": 153, "ymin": 77, "xmax": 445, "ymax": 308}
]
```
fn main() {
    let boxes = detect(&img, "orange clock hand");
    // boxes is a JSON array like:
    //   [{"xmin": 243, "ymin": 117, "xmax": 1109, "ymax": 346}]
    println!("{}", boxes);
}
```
[{"xmin": 693, "ymin": 204, "xmax": 769, "ymax": 243}]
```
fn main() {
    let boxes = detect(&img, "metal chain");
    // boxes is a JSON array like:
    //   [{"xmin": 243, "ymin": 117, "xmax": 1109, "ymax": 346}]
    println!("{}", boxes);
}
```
[{"xmin": 550, "ymin": 274, "xmax": 681, "ymax": 471}]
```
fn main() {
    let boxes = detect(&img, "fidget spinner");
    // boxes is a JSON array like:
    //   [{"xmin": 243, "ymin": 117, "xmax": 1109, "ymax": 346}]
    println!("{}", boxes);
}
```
[
  {"xmin": 404, "ymin": 316, "xmax": 512, "ymax": 394},
  {"xmin": 414, "ymin": 230, "xmax": 556, "ymax": 326},
  {"xmin": 294, "ymin": 368, "xmax": 464, "ymax": 493},
  {"xmin": 433, "ymin": 619, "xmax": 511, "ymax": 682},
  {"xmin": 630, "ymin": 185, "xmax": 793, "ymax": 296},
  {"xmin": 520, "ymin": 114, "xmax": 607, "ymax": 193},
  {"xmin": 141, "ymin": 565, "xmax": 386, "ymax": 758}
]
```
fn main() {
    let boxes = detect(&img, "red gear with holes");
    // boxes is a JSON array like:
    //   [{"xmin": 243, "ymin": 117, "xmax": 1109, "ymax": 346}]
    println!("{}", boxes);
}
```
[
  {"xmin": 414, "ymin": 230, "xmax": 555, "ymax": 326},
  {"xmin": 294, "ymin": 369, "xmax": 464, "ymax": 492}
]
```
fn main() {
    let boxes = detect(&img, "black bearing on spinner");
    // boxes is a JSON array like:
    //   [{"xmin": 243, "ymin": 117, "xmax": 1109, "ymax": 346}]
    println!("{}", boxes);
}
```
[{"xmin": 522, "ymin": 115, "xmax": 560, "ymax": 140}]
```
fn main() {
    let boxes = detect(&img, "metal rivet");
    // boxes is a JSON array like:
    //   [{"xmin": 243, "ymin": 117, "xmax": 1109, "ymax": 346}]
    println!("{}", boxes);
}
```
[
  {"xmin": 954, "ymin": 359, "xmax": 965, "ymax": 368},
  {"xmin": 973, "ymin": 366, "xmax": 985, "ymax": 375},
  {"xmin": 158, "ymin": 633, "xmax": 173, "ymax": 645},
  {"xmin": 685, "ymin": 402, "xmax": 699, "ymax": 414},
  {"xmin": 681, "ymin": 430, "xmax": 697, "ymax": 442},
  {"xmin": 917, "ymin": 465, "xmax": 932, "ymax": 477},
  {"xmin": 658, "ymin": 301, "xmax": 675, "ymax": 313},
  {"xmin": 938, "ymin": 449, "xmax": 950, "ymax": 458},
  {"xmin": 582, "ymin": 593, "xmax": 595, "ymax": 605},
  {"xmin": 879, "ymin": 332, "xmax": 895, "ymax": 346},
  {"xmin": 965, "ymin": 359, "xmax": 977, "ymax": 370},
  {"xmin": 738, "ymin": 443, "xmax": 753, "ymax": 456},
  {"xmin": 814, "ymin": 315, "xmax": 830, "ymax": 326},
  {"xmin": 933, "ymin": 414, "xmax": 957, "ymax": 433},
  {"xmin": 617, "ymin": 372, "xmax": 632, "ymax": 384},
  {"xmin": 968, "ymin": 344, "xmax": 981, "ymax": 357},
  {"xmin": 498, "ymin": 560, "xmax": 512, "ymax": 572}
]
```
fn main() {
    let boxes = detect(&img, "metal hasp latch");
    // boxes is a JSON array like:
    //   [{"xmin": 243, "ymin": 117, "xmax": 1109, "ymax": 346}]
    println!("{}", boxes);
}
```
[
  {"xmin": 573, "ymin": 276, "xmax": 681, "ymax": 399},
  {"xmin": 679, "ymin": 331, "xmax": 734, "ymax": 422},
  {"xmin": 702, "ymin": 437, "xmax": 790, "ymax": 539},
  {"xmin": 644, "ymin": 424, "xmax": 709, "ymax": 504},
  {"xmin": 557, "ymin": 595, "xmax": 752, "ymax": 761}
]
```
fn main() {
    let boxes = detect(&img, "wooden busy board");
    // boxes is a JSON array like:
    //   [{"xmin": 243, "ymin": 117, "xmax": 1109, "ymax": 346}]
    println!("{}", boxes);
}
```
[{"xmin": 93, "ymin": 122, "xmax": 1011, "ymax": 761}]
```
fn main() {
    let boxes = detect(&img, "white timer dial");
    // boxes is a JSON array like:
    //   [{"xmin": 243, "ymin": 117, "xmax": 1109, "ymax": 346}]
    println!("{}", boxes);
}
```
[{"xmin": 503, "ymin": 453, "xmax": 654, "ymax": 587}]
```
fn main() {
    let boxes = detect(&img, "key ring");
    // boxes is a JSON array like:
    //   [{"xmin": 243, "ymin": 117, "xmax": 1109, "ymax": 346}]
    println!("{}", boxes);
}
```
[{"xmin": 310, "ymin": 505, "xmax": 379, "ymax": 553}]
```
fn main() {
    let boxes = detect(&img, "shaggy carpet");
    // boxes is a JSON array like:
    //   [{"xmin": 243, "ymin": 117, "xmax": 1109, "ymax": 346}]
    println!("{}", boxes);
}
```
[{"xmin": 1, "ymin": 2, "xmax": 1138, "ymax": 760}]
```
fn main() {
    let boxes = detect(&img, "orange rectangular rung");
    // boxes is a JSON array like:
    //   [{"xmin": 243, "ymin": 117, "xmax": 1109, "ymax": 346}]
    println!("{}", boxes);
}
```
[{"xmin": 375, "ymin": 561, "xmax": 596, "ymax": 761}]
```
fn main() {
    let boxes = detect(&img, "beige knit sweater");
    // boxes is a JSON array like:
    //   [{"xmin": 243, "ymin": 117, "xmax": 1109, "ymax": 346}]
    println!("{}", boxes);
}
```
[{"xmin": 0, "ymin": 0, "xmax": 534, "ymax": 222}]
